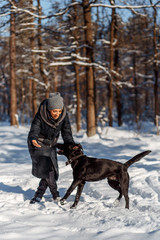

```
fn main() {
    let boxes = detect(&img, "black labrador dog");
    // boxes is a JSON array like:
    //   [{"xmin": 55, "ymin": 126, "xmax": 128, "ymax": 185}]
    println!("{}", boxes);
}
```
[{"xmin": 57, "ymin": 143, "xmax": 151, "ymax": 209}]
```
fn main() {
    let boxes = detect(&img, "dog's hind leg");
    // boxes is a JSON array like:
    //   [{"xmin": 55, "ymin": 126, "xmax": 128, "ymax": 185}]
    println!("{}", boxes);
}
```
[
  {"xmin": 122, "ymin": 187, "xmax": 129, "ymax": 209},
  {"xmin": 120, "ymin": 172, "xmax": 129, "ymax": 209},
  {"xmin": 108, "ymin": 179, "xmax": 122, "ymax": 203},
  {"xmin": 70, "ymin": 181, "xmax": 85, "ymax": 209},
  {"xmin": 60, "ymin": 180, "xmax": 80, "ymax": 205}
]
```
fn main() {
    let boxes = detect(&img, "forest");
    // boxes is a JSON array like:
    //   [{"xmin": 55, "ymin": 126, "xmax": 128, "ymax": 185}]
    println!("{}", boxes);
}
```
[{"xmin": 0, "ymin": 0, "xmax": 160, "ymax": 136}]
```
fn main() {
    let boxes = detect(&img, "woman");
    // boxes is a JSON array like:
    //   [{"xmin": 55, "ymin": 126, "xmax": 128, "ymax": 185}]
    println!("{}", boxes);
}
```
[{"xmin": 28, "ymin": 92, "xmax": 74, "ymax": 204}]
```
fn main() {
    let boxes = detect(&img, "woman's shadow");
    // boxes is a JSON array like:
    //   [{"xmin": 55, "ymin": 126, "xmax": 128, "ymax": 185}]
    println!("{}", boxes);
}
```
[{"xmin": 0, "ymin": 182, "xmax": 35, "ymax": 201}]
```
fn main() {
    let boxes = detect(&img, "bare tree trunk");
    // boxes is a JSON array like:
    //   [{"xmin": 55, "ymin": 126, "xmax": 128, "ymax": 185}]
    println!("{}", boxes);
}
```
[
  {"xmin": 20, "ymin": 76, "xmax": 25, "ymax": 125},
  {"xmin": 37, "ymin": 0, "xmax": 49, "ymax": 98},
  {"xmin": 54, "ymin": 66, "xmax": 58, "ymax": 92},
  {"xmin": 108, "ymin": 0, "xmax": 115, "ymax": 126},
  {"xmin": 152, "ymin": 4, "xmax": 159, "ymax": 123},
  {"xmin": 144, "ymin": 18, "xmax": 150, "ymax": 116},
  {"xmin": 28, "ymin": 68, "xmax": 32, "ymax": 117},
  {"xmin": 9, "ymin": 1, "xmax": 17, "ymax": 126},
  {"xmin": 28, "ymin": 0, "xmax": 33, "ymax": 117},
  {"xmin": 114, "ymin": 16, "xmax": 122, "ymax": 126},
  {"xmin": 133, "ymin": 53, "xmax": 139, "ymax": 123},
  {"xmin": 80, "ymin": 46, "xmax": 87, "ymax": 111},
  {"xmin": 75, "ymin": 63, "xmax": 81, "ymax": 131},
  {"xmin": 28, "ymin": 0, "xmax": 37, "ymax": 117},
  {"xmin": 72, "ymin": 0, "xmax": 81, "ymax": 132},
  {"xmin": 82, "ymin": 0, "xmax": 96, "ymax": 137}
]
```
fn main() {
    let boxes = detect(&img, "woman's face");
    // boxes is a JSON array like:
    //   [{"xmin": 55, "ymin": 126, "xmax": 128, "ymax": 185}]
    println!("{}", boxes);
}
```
[{"xmin": 49, "ymin": 109, "xmax": 62, "ymax": 119}]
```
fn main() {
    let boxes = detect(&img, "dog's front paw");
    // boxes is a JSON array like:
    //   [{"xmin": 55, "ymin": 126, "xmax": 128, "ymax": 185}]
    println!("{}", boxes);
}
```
[
  {"xmin": 60, "ymin": 199, "xmax": 67, "ymax": 205},
  {"xmin": 70, "ymin": 204, "xmax": 77, "ymax": 209}
]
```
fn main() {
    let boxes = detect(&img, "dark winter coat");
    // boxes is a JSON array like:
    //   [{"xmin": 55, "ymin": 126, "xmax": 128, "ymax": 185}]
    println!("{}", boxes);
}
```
[{"xmin": 28, "ymin": 100, "xmax": 74, "ymax": 180}]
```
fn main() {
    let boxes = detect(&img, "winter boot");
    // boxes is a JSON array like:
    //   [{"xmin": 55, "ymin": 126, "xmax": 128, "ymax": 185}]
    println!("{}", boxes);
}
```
[
  {"xmin": 30, "ymin": 179, "xmax": 48, "ymax": 204},
  {"xmin": 30, "ymin": 197, "xmax": 41, "ymax": 204}
]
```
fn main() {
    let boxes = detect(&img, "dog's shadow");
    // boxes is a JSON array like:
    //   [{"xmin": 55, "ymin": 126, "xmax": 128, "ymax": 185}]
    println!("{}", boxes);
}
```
[
  {"xmin": 0, "ymin": 182, "xmax": 35, "ymax": 201},
  {"xmin": 58, "ymin": 187, "xmax": 86, "ymax": 203}
]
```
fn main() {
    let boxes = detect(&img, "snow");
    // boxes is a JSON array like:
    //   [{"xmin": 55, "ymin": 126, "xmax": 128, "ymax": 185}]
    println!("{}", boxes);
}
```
[{"xmin": 0, "ymin": 122, "xmax": 160, "ymax": 240}]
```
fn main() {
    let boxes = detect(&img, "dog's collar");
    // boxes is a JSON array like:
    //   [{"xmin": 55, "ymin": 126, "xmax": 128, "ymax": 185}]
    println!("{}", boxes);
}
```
[{"xmin": 66, "ymin": 153, "xmax": 84, "ymax": 166}]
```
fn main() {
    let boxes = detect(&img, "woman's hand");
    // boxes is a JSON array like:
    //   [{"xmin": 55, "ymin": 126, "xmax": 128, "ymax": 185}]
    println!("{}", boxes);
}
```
[{"xmin": 32, "ymin": 140, "xmax": 41, "ymax": 148}]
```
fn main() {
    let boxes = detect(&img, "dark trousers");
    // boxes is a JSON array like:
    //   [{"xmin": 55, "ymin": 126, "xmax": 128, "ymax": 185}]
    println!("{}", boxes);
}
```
[{"xmin": 35, "ymin": 170, "xmax": 59, "ymax": 200}]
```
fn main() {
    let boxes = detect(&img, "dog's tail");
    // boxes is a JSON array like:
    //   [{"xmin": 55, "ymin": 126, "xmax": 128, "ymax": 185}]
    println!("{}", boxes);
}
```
[{"xmin": 124, "ymin": 150, "xmax": 151, "ymax": 169}]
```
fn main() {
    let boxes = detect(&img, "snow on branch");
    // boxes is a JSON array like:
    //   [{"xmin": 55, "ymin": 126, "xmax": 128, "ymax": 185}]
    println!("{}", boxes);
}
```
[
  {"xmin": 100, "ymin": 39, "xmax": 117, "ymax": 46},
  {"xmin": 31, "ymin": 49, "xmax": 47, "ymax": 53},
  {"xmin": 53, "ymin": 56, "xmax": 72, "ymax": 61},
  {"xmin": 38, "ymin": 56, "xmax": 46, "ymax": 60},
  {"xmin": 49, "ymin": 59, "xmax": 111, "ymax": 77},
  {"xmin": 101, "ymin": 39, "xmax": 111, "ymax": 45},
  {"xmin": 113, "ymin": 81, "xmax": 134, "ymax": 88},
  {"xmin": 17, "ymin": 69, "xmax": 29, "ymax": 74},
  {"xmin": 52, "ymin": 2, "xmax": 80, "ymax": 16},
  {"xmin": 71, "ymin": 53, "xmax": 89, "ymax": 61},
  {"xmin": 49, "ymin": 61, "xmax": 72, "ymax": 67},
  {"xmin": 29, "ymin": 76, "xmax": 48, "ymax": 88},
  {"xmin": 18, "ymin": 28, "xmax": 36, "ymax": 32},
  {"xmin": 90, "ymin": 3, "xmax": 160, "ymax": 9},
  {"xmin": 8, "ymin": 0, "xmax": 47, "ymax": 19},
  {"xmin": 90, "ymin": 3, "xmax": 160, "ymax": 17},
  {"xmin": 49, "ymin": 48, "xmax": 64, "ymax": 54},
  {"xmin": 48, "ymin": 1, "xmax": 160, "ymax": 17},
  {"xmin": 19, "ymin": 23, "xmax": 37, "ymax": 26},
  {"xmin": 136, "ymin": 73, "xmax": 153, "ymax": 79},
  {"xmin": 51, "ymin": 2, "xmax": 160, "ymax": 17},
  {"xmin": 11, "ymin": 7, "xmax": 47, "ymax": 19},
  {"xmin": 7, "ymin": 0, "xmax": 80, "ymax": 19},
  {"xmin": 111, "ymin": 70, "xmax": 122, "ymax": 79},
  {"xmin": 0, "ymin": 12, "xmax": 10, "ymax": 17}
]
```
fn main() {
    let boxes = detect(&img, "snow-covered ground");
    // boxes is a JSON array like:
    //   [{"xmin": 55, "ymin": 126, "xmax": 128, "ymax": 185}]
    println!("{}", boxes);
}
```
[{"xmin": 0, "ymin": 122, "xmax": 160, "ymax": 240}]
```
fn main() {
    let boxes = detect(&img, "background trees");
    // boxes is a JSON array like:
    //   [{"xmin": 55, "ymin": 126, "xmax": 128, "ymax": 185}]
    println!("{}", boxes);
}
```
[{"xmin": 0, "ymin": 0, "xmax": 160, "ymax": 136}]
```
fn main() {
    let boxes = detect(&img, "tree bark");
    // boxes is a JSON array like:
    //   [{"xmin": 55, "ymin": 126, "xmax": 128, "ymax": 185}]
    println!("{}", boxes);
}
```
[
  {"xmin": 108, "ymin": 0, "xmax": 115, "ymax": 127},
  {"xmin": 29, "ymin": 0, "xmax": 37, "ymax": 117},
  {"xmin": 72, "ymin": 0, "xmax": 81, "ymax": 132},
  {"xmin": 114, "ymin": 16, "xmax": 122, "ymax": 126},
  {"xmin": 153, "ymin": 5, "xmax": 159, "ymax": 123},
  {"xmin": 9, "ymin": 1, "xmax": 17, "ymax": 126},
  {"xmin": 82, "ymin": 0, "xmax": 96, "ymax": 137},
  {"xmin": 37, "ymin": 0, "xmax": 49, "ymax": 98},
  {"xmin": 133, "ymin": 53, "xmax": 139, "ymax": 122},
  {"xmin": 54, "ymin": 66, "xmax": 58, "ymax": 92}
]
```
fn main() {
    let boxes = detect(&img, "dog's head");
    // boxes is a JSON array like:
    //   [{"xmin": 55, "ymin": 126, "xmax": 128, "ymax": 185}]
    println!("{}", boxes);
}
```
[{"xmin": 56, "ymin": 142, "xmax": 83, "ymax": 165}]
